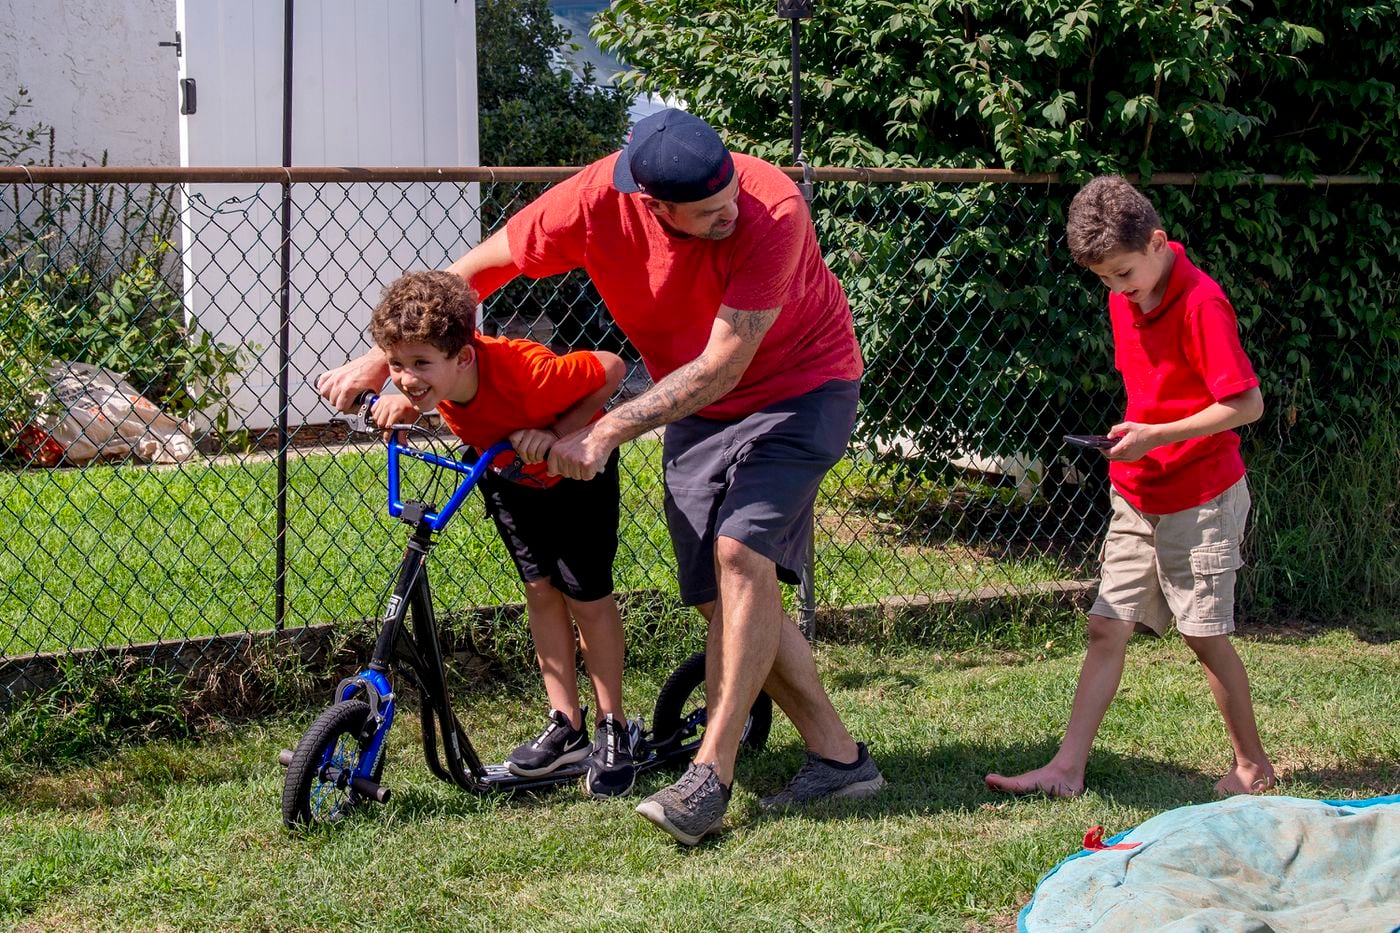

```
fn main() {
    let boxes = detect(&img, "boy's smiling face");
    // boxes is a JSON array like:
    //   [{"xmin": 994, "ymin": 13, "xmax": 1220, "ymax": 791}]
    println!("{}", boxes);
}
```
[
  {"xmin": 384, "ymin": 340, "xmax": 474, "ymax": 411},
  {"xmin": 1088, "ymin": 229, "xmax": 1175, "ymax": 312}
]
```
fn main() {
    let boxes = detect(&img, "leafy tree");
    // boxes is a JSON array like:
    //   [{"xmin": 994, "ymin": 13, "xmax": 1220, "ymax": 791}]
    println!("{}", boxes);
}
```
[
  {"xmin": 592, "ymin": 1, "xmax": 1399, "ymax": 481},
  {"xmin": 476, "ymin": 0, "xmax": 632, "ymax": 349},
  {"xmin": 594, "ymin": 1, "xmax": 1396, "ymax": 175},
  {"xmin": 477, "ymin": 0, "xmax": 631, "ymax": 165}
]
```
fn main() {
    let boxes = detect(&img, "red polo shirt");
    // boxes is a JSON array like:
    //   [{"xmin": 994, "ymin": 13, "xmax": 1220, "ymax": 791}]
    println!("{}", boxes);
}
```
[
  {"xmin": 1109, "ymin": 242, "xmax": 1259, "ymax": 514},
  {"xmin": 502, "ymin": 152, "xmax": 862, "ymax": 420}
]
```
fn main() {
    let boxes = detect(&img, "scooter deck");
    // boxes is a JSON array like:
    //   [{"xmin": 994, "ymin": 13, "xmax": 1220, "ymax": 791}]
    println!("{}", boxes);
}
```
[
  {"xmin": 475, "ymin": 760, "xmax": 589, "ymax": 790},
  {"xmin": 471, "ymin": 718, "xmax": 674, "ymax": 793}
]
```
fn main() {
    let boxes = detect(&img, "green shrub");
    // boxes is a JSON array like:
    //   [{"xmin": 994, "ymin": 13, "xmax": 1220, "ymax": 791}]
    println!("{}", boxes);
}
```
[
  {"xmin": 1, "ymin": 90, "xmax": 249, "ymax": 460},
  {"xmin": 0, "ymin": 657, "xmax": 190, "ymax": 774},
  {"xmin": 594, "ymin": 1, "xmax": 1399, "ymax": 466},
  {"xmin": 1242, "ymin": 414, "xmax": 1400, "ymax": 625},
  {"xmin": 0, "ymin": 86, "xmax": 44, "ymax": 164},
  {"xmin": 0, "ymin": 242, "xmax": 247, "ymax": 459}
]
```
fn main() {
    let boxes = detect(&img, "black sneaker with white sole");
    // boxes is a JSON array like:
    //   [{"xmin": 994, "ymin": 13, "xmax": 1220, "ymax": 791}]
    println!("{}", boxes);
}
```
[
  {"xmin": 506, "ymin": 708, "xmax": 591, "ymax": 777},
  {"xmin": 584, "ymin": 713, "xmax": 637, "ymax": 798}
]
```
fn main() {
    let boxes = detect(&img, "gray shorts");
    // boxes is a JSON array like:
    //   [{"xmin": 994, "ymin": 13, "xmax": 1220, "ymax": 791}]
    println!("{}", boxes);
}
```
[{"xmin": 662, "ymin": 379, "xmax": 859, "ymax": 606}]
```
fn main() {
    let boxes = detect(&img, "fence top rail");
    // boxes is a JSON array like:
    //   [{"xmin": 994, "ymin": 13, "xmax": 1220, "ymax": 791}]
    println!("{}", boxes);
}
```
[{"xmin": 0, "ymin": 165, "xmax": 1385, "ymax": 186}]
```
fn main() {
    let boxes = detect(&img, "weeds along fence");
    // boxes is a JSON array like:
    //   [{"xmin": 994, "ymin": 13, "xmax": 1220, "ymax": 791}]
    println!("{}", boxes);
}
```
[{"xmin": 0, "ymin": 166, "xmax": 1394, "ymax": 700}]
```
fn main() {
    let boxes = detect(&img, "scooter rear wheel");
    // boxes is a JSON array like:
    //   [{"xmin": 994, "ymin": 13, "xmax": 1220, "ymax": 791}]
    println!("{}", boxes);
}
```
[{"xmin": 650, "ymin": 650, "xmax": 772, "ymax": 760}]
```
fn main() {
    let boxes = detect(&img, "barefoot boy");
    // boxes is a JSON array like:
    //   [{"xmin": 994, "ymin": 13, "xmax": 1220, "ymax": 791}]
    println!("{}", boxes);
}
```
[{"xmin": 986, "ymin": 175, "xmax": 1275, "ymax": 799}]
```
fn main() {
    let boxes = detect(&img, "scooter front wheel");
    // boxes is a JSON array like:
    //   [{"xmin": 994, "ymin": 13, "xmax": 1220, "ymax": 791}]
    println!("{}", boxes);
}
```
[
  {"xmin": 650, "ymin": 650, "xmax": 773, "ymax": 761},
  {"xmin": 281, "ymin": 700, "xmax": 383, "ymax": 829}
]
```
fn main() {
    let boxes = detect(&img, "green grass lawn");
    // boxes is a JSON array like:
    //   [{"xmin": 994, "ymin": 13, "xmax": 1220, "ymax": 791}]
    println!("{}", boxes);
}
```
[
  {"xmin": 1, "ymin": 440, "xmax": 1079, "ymax": 657},
  {"xmin": 2, "ymin": 624, "xmax": 1395, "ymax": 930}
]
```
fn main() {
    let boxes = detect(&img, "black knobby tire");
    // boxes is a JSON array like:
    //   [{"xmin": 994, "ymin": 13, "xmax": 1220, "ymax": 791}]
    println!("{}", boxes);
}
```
[
  {"xmin": 650, "ymin": 650, "xmax": 772, "ymax": 759},
  {"xmin": 281, "ymin": 700, "xmax": 382, "ymax": 829}
]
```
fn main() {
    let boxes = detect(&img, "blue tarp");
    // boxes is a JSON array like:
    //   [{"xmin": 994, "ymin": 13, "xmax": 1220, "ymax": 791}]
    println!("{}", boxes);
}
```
[{"xmin": 1020, "ymin": 794, "xmax": 1400, "ymax": 932}]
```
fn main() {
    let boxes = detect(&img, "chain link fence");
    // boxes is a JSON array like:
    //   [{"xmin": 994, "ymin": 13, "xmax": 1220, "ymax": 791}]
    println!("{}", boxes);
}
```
[{"xmin": 0, "ymin": 167, "xmax": 1385, "ymax": 699}]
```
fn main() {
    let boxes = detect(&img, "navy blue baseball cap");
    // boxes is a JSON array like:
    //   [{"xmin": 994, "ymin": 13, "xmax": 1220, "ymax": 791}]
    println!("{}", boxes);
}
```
[{"xmin": 612, "ymin": 108, "xmax": 735, "ymax": 203}]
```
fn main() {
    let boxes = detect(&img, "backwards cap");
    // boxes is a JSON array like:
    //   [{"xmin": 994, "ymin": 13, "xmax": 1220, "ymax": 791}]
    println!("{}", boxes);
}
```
[{"xmin": 612, "ymin": 108, "xmax": 735, "ymax": 203}]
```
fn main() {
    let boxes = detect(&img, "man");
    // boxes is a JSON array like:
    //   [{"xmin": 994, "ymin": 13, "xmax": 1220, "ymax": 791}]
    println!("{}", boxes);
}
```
[{"xmin": 318, "ymin": 109, "xmax": 884, "ymax": 845}]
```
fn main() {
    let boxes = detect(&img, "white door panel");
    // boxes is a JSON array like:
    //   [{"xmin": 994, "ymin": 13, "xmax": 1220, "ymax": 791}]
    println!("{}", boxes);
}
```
[{"xmin": 178, "ymin": 0, "xmax": 479, "ymax": 431}]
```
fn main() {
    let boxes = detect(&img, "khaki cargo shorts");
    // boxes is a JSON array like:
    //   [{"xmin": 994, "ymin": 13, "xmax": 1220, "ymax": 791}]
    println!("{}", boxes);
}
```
[{"xmin": 1090, "ymin": 476, "xmax": 1250, "ymax": 637}]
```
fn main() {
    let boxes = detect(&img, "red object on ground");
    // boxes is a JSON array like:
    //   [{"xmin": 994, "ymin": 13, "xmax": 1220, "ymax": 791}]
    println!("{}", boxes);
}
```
[{"xmin": 1083, "ymin": 825, "xmax": 1142, "ymax": 852}]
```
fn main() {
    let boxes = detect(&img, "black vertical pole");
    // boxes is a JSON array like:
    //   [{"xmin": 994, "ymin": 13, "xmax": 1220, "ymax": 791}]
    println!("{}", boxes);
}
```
[
  {"xmin": 778, "ymin": 1, "xmax": 814, "ymax": 202},
  {"xmin": 778, "ymin": 1, "xmax": 816, "ymax": 636},
  {"xmin": 274, "ymin": 0, "xmax": 294, "ymax": 630},
  {"xmin": 789, "ymin": 16, "xmax": 803, "ymax": 170}
]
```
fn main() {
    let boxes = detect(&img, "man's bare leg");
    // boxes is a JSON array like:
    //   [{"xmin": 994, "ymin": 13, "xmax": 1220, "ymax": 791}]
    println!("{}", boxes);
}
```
[
  {"xmin": 695, "ymin": 536, "xmax": 857, "ymax": 785},
  {"xmin": 984, "ymin": 614, "xmax": 1135, "ymax": 798}
]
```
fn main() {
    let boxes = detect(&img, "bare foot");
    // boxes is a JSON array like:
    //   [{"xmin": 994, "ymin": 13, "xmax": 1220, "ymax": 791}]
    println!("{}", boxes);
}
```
[
  {"xmin": 1214, "ymin": 760, "xmax": 1277, "ymax": 797},
  {"xmin": 984, "ymin": 765, "xmax": 1085, "ymax": 798}
]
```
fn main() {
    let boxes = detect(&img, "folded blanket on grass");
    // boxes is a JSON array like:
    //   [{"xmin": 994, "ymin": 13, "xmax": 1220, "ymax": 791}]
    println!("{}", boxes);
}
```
[{"xmin": 1020, "ymin": 794, "xmax": 1400, "ymax": 933}]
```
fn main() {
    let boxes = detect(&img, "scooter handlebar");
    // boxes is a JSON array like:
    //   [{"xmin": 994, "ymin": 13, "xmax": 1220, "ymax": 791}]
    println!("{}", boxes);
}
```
[{"xmin": 387, "ymin": 433, "xmax": 511, "ymax": 532}]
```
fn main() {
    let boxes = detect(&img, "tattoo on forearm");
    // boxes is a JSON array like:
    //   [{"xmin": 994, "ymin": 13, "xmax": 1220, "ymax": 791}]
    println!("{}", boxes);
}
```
[
  {"xmin": 612, "ymin": 358, "xmax": 728, "ymax": 432},
  {"xmin": 613, "ymin": 307, "xmax": 778, "ymax": 433}
]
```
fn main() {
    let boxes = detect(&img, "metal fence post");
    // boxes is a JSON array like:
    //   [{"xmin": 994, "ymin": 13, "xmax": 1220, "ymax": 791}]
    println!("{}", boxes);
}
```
[
  {"xmin": 778, "ymin": 0, "xmax": 815, "ymax": 204},
  {"xmin": 778, "ymin": 0, "xmax": 818, "ymax": 638},
  {"xmin": 273, "ymin": 0, "xmax": 295, "ymax": 631}
]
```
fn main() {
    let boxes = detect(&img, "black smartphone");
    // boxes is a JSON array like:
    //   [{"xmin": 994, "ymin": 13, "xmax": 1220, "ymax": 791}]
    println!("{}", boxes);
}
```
[{"xmin": 1063, "ymin": 434, "xmax": 1117, "ymax": 450}]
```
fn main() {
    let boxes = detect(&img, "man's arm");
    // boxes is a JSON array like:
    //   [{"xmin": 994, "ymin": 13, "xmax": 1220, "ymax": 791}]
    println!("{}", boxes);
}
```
[
  {"xmin": 315, "ymin": 229, "xmax": 520, "ymax": 412},
  {"xmin": 1106, "ymin": 386, "xmax": 1263, "ymax": 462},
  {"xmin": 445, "ymin": 226, "xmax": 518, "ymax": 298},
  {"xmin": 510, "ymin": 351, "xmax": 627, "ymax": 464},
  {"xmin": 547, "ymin": 304, "xmax": 780, "ymax": 479}
]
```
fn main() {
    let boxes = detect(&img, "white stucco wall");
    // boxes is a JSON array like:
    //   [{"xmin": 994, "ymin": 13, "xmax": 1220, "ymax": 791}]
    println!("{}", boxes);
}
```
[{"xmin": 0, "ymin": 0, "xmax": 178, "ymax": 165}]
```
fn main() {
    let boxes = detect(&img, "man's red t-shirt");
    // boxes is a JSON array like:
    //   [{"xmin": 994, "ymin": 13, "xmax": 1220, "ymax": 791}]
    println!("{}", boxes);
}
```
[
  {"xmin": 1109, "ymin": 241, "xmax": 1259, "ymax": 514},
  {"xmin": 435, "ymin": 335, "xmax": 605, "ymax": 487},
  {"xmin": 502, "ymin": 152, "xmax": 862, "ymax": 420}
]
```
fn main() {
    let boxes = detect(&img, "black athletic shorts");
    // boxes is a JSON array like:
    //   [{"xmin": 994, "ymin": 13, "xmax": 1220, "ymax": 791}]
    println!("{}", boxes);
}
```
[{"xmin": 478, "ymin": 448, "xmax": 620, "ymax": 602}]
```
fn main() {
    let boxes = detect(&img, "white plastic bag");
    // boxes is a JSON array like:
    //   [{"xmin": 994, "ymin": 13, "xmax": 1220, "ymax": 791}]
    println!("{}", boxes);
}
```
[{"xmin": 19, "ymin": 361, "xmax": 197, "ymax": 466}]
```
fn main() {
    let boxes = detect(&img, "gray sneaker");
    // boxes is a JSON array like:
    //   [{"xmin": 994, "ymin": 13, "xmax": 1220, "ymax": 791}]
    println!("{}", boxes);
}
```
[
  {"xmin": 635, "ymin": 761, "xmax": 731, "ymax": 846},
  {"xmin": 760, "ymin": 742, "xmax": 885, "ymax": 811}
]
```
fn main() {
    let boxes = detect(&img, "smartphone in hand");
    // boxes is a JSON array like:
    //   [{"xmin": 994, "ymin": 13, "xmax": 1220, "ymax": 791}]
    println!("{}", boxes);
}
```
[{"xmin": 1063, "ymin": 434, "xmax": 1117, "ymax": 450}]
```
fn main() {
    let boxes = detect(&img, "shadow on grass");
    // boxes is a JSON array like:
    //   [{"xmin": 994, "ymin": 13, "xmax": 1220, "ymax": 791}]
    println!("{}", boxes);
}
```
[
  {"xmin": 825, "ymin": 668, "xmax": 928, "ymax": 691},
  {"xmin": 741, "ymin": 740, "xmax": 1400, "ymax": 831},
  {"xmin": 1236, "ymin": 616, "xmax": 1400, "ymax": 647},
  {"xmin": 1, "ymin": 736, "xmax": 249, "ymax": 813},
  {"xmin": 276, "ymin": 747, "xmax": 1399, "ymax": 841},
  {"xmin": 1278, "ymin": 758, "xmax": 1400, "ymax": 798},
  {"xmin": 746, "ymin": 740, "xmax": 1204, "ymax": 820}
]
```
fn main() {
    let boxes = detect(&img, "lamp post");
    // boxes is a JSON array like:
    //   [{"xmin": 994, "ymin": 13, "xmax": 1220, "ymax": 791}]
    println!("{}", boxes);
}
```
[{"xmin": 776, "ymin": 0, "xmax": 814, "ymax": 202}]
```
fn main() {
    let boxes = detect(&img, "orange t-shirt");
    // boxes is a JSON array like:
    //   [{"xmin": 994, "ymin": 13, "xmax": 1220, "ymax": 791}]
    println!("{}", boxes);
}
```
[
  {"xmin": 503, "ymin": 152, "xmax": 862, "ymax": 419},
  {"xmin": 435, "ymin": 335, "xmax": 606, "ymax": 487}
]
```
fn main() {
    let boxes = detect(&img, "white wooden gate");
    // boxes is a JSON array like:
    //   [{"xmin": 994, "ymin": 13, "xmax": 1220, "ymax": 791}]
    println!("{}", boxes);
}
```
[{"xmin": 176, "ymin": 0, "xmax": 479, "ymax": 431}]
